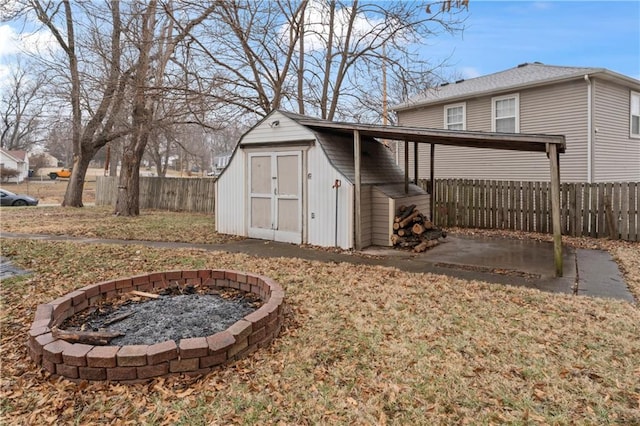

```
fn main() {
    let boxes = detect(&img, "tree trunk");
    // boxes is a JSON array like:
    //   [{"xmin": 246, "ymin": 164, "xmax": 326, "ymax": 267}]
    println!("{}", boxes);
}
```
[
  {"xmin": 62, "ymin": 149, "xmax": 94, "ymax": 207},
  {"xmin": 114, "ymin": 0, "xmax": 156, "ymax": 217},
  {"xmin": 115, "ymin": 147, "xmax": 143, "ymax": 216}
]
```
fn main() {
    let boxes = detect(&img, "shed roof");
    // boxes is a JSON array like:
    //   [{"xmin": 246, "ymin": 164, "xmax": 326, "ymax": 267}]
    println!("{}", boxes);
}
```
[
  {"xmin": 313, "ymin": 130, "xmax": 405, "ymax": 185},
  {"xmin": 393, "ymin": 63, "xmax": 640, "ymax": 111}
]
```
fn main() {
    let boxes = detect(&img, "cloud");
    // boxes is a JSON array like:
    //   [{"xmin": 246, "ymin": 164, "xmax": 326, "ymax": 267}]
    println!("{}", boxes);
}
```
[
  {"xmin": 0, "ymin": 24, "xmax": 21, "ymax": 57},
  {"xmin": 460, "ymin": 66, "xmax": 481, "ymax": 79},
  {"xmin": 281, "ymin": 0, "xmax": 389, "ymax": 52},
  {"xmin": 0, "ymin": 23, "xmax": 59, "ymax": 60}
]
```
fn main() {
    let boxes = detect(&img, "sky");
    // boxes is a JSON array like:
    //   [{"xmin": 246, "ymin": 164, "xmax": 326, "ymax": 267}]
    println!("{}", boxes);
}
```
[
  {"xmin": 0, "ymin": 1, "xmax": 638, "ymax": 85},
  {"xmin": 427, "ymin": 0, "xmax": 640, "ymax": 80}
]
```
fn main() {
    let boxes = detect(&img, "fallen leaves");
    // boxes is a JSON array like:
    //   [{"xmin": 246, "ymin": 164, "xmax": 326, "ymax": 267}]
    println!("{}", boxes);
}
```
[{"xmin": 1, "ymin": 227, "xmax": 639, "ymax": 424}]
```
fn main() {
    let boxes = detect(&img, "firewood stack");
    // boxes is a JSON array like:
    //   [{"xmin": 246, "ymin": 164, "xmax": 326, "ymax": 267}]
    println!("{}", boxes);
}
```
[{"xmin": 391, "ymin": 204, "xmax": 446, "ymax": 252}]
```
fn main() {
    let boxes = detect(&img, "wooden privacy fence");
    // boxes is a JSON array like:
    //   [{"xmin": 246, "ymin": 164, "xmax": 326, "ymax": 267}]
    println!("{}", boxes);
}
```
[
  {"xmin": 96, "ymin": 176, "xmax": 215, "ymax": 214},
  {"xmin": 418, "ymin": 179, "xmax": 639, "ymax": 241}
]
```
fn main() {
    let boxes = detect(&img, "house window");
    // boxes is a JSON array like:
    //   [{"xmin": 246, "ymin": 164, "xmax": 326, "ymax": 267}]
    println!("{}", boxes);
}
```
[
  {"xmin": 444, "ymin": 103, "xmax": 466, "ymax": 130},
  {"xmin": 631, "ymin": 91, "xmax": 640, "ymax": 138},
  {"xmin": 492, "ymin": 94, "xmax": 519, "ymax": 133}
]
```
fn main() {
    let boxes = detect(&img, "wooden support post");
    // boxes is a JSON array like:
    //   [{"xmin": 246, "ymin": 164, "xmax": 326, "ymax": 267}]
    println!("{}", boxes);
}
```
[
  {"xmin": 354, "ymin": 130, "xmax": 362, "ymax": 250},
  {"xmin": 548, "ymin": 143, "xmax": 563, "ymax": 277},
  {"xmin": 413, "ymin": 141, "xmax": 418, "ymax": 184},
  {"xmin": 404, "ymin": 140, "xmax": 409, "ymax": 194},
  {"xmin": 430, "ymin": 143, "xmax": 435, "ymax": 222}
]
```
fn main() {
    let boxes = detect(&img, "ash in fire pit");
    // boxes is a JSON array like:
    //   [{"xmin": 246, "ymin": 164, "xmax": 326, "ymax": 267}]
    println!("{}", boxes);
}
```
[
  {"xmin": 60, "ymin": 287, "xmax": 259, "ymax": 346},
  {"xmin": 28, "ymin": 269, "xmax": 286, "ymax": 382}
]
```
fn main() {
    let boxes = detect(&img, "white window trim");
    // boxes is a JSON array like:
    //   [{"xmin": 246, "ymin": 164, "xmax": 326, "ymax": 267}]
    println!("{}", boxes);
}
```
[
  {"xmin": 444, "ymin": 102, "xmax": 466, "ymax": 130},
  {"xmin": 491, "ymin": 93, "xmax": 520, "ymax": 133},
  {"xmin": 631, "ymin": 91, "xmax": 640, "ymax": 139}
]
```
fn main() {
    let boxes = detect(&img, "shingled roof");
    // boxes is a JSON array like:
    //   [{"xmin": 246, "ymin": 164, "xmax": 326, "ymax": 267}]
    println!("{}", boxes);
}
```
[{"xmin": 393, "ymin": 63, "xmax": 640, "ymax": 111}]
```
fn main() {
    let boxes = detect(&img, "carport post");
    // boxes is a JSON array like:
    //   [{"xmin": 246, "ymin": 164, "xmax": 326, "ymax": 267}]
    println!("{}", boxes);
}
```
[
  {"xmin": 404, "ymin": 140, "xmax": 409, "ymax": 194},
  {"xmin": 354, "ymin": 130, "xmax": 362, "ymax": 250},
  {"xmin": 548, "ymin": 143, "xmax": 563, "ymax": 277},
  {"xmin": 413, "ymin": 142, "xmax": 418, "ymax": 184},
  {"xmin": 430, "ymin": 143, "xmax": 435, "ymax": 222}
]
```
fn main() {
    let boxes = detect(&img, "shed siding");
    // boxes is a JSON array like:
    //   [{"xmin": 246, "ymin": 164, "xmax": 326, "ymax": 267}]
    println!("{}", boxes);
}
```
[
  {"xmin": 215, "ymin": 149, "xmax": 246, "ymax": 236},
  {"xmin": 397, "ymin": 80, "xmax": 589, "ymax": 182},
  {"xmin": 592, "ymin": 78, "xmax": 640, "ymax": 181},
  {"xmin": 306, "ymin": 143, "xmax": 354, "ymax": 249},
  {"xmin": 241, "ymin": 111, "xmax": 315, "ymax": 145},
  {"xmin": 371, "ymin": 187, "xmax": 430, "ymax": 247},
  {"xmin": 360, "ymin": 185, "xmax": 373, "ymax": 247},
  {"xmin": 371, "ymin": 187, "xmax": 392, "ymax": 246}
]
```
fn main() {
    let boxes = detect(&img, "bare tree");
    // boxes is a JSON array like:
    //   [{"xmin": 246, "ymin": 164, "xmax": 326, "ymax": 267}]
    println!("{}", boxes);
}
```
[
  {"xmin": 113, "ymin": 1, "xmax": 218, "ymax": 216},
  {"xmin": 22, "ymin": 0, "xmax": 216, "ymax": 212},
  {"xmin": 185, "ymin": 0, "xmax": 467, "ymax": 122},
  {"xmin": 27, "ymin": 0, "xmax": 130, "ymax": 207},
  {"xmin": 0, "ymin": 61, "xmax": 47, "ymax": 150}
]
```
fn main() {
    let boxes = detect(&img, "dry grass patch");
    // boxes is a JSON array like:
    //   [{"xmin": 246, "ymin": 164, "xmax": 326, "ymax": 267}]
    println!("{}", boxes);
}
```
[
  {"xmin": 0, "ymin": 206, "xmax": 235, "ymax": 244},
  {"xmin": 1, "ymin": 181, "xmax": 95, "ymax": 205},
  {"xmin": 1, "ymin": 239, "xmax": 639, "ymax": 424}
]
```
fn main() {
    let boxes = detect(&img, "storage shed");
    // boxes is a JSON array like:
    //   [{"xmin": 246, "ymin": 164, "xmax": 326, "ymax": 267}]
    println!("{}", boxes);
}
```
[
  {"xmin": 216, "ymin": 110, "xmax": 568, "ymax": 277},
  {"xmin": 215, "ymin": 110, "xmax": 428, "ymax": 249}
]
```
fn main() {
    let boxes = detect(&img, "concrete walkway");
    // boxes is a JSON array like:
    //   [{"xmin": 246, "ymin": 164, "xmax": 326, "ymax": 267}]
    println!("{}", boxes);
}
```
[{"xmin": 0, "ymin": 232, "xmax": 635, "ymax": 303}]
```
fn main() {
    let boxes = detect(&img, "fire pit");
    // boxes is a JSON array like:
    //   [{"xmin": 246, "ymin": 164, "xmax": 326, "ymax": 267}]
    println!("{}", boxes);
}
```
[{"xmin": 27, "ymin": 270, "xmax": 285, "ymax": 382}]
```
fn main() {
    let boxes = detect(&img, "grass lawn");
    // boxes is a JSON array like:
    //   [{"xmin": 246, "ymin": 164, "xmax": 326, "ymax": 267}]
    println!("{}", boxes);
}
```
[
  {"xmin": 0, "ymin": 206, "xmax": 235, "ymax": 244},
  {"xmin": 1, "ymin": 180, "xmax": 97, "ymax": 205},
  {"xmin": 1, "ymin": 207, "xmax": 639, "ymax": 424}
]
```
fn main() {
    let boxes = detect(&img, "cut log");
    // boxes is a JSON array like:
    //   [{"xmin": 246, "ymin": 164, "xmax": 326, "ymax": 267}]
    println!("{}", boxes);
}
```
[
  {"xmin": 391, "ymin": 234, "xmax": 420, "ymax": 245},
  {"xmin": 412, "ymin": 223, "xmax": 426, "ymax": 235},
  {"xmin": 103, "ymin": 311, "xmax": 134, "ymax": 326},
  {"xmin": 413, "ymin": 240, "xmax": 439, "ymax": 253},
  {"xmin": 422, "ymin": 229, "xmax": 445, "ymax": 240},
  {"xmin": 397, "ymin": 228, "xmax": 410, "ymax": 237},
  {"xmin": 52, "ymin": 327, "xmax": 124, "ymax": 345},
  {"xmin": 392, "ymin": 222, "xmax": 401, "ymax": 231},
  {"xmin": 130, "ymin": 290, "xmax": 160, "ymax": 299},
  {"xmin": 395, "ymin": 204, "xmax": 416, "ymax": 222},
  {"xmin": 398, "ymin": 210, "xmax": 420, "ymax": 228}
]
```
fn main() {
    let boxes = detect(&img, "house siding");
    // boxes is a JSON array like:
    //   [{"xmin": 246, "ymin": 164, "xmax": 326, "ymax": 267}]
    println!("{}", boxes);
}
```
[
  {"xmin": 0, "ymin": 150, "xmax": 29, "ymax": 183},
  {"xmin": 397, "ymin": 79, "xmax": 589, "ymax": 182},
  {"xmin": 592, "ymin": 78, "xmax": 640, "ymax": 182}
]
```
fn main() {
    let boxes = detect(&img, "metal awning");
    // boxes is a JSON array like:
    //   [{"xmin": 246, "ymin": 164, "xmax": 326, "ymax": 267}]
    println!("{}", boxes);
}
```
[
  {"xmin": 294, "ymin": 118, "xmax": 566, "ymax": 153},
  {"xmin": 294, "ymin": 117, "xmax": 566, "ymax": 277}
]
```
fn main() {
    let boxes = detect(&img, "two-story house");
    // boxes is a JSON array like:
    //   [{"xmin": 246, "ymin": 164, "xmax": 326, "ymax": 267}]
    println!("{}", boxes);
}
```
[{"xmin": 392, "ymin": 63, "xmax": 640, "ymax": 183}]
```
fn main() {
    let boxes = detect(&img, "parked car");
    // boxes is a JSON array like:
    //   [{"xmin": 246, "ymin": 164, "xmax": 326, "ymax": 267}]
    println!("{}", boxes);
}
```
[{"xmin": 0, "ymin": 188, "xmax": 39, "ymax": 206}]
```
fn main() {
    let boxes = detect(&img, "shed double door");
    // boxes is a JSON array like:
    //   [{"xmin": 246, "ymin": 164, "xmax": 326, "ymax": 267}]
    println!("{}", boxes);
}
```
[{"xmin": 248, "ymin": 151, "xmax": 302, "ymax": 243}]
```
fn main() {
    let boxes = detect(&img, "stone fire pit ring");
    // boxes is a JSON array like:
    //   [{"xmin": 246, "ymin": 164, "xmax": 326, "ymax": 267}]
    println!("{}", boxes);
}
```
[{"xmin": 27, "ymin": 269, "xmax": 285, "ymax": 383}]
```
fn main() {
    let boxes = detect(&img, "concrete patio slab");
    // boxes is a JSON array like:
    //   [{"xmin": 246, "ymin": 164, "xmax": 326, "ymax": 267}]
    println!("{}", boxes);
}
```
[{"xmin": 1, "ymin": 232, "xmax": 635, "ymax": 303}]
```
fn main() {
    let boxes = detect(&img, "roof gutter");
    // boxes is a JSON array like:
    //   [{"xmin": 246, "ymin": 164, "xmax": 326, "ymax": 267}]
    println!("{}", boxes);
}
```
[{"xmin": 584, "ymin": 74, "xmax": 593, "ymax": 183}]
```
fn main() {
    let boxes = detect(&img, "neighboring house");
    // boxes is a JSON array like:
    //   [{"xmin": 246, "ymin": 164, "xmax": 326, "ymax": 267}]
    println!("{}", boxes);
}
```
[
  {"xmin": 393, "ymin": 62, "xmax": 640, "ymax": 183},
  {"xmin": 209, "ymin": 153, "xmax": 232, "ymax": 176},
  {"xmin": 0, "ymin": 148, "xmax": 30, "ymax": 183},
  {"xmin": 29, "ymin": 151, "xmax": 60, "ymax": 168}
]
